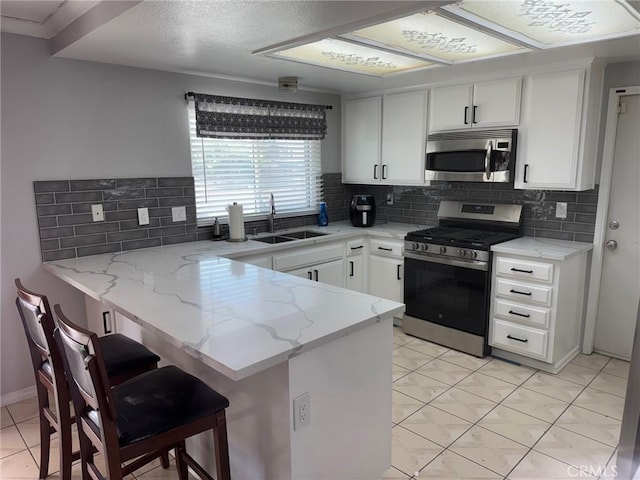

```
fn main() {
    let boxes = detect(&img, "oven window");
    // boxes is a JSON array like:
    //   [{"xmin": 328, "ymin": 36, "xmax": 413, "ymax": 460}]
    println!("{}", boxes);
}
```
[
  {"xmin": 404, "ymin": 258, "xmax": 489, "ymax": 336},
  {"xmin": 426, "ymin": 150, "xmax": 486, "ymax": 172}
]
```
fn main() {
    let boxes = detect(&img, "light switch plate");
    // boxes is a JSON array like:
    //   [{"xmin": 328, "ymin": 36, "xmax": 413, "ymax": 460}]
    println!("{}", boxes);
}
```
[
  {"xmin": 137, "ymin": 207, "xmax": 150, "ymax": 226},
  {"xmin": 91, "ymin": 204, "xmax": 104, "ymax": 222},
  {"xmin": 172, "ymin": 206, "xmax": 186, "ymax": 222}
]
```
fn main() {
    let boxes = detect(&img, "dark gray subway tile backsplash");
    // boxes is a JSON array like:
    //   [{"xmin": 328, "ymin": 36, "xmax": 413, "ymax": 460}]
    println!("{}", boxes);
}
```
[
  {"xmin": 35, "ymin": 173, "xmax": 597, "ymax": 261},
  {"xmin": 34, "ymin": 177, "xmax": 197, "ymax": 261}
]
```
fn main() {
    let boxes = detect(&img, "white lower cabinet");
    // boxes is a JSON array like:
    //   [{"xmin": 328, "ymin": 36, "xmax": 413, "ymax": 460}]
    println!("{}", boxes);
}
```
[
  {"xmin": 368, "ymin": 239, "xmax": 404, "ymax": 304},
  {"xmin": 273, "ymin": 241, "xmax": 346, "ymax": 288},
  {"xmin": 289, "ymin": 259, "xmax": 345, "ymax": 288},
  {"xmin": 489, "ymin": 249, "xmax": 589, "ymax": 373}
]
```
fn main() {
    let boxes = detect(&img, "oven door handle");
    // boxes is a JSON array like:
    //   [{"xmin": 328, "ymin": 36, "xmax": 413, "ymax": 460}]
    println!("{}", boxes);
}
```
[{"xmin": 404, "ymin": 251, "xmax": 488, "ymax": 271}]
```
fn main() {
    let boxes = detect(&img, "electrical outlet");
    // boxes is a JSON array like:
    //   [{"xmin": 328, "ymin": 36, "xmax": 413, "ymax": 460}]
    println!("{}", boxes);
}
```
[
  {"xmin": 137, "ymin": 207, "xmax": 150, "ymax": 226},
  {"xmin": 172, "ymin": 206, "xmax": 186, "ymax": 222},
  {"xmin": 293, "ymin": 392, "xmax": 310, "ymax": 430},
  {"xmin": 91, "ymin": 204, "xmax": 104, "ymax": 222},
  {"xmin": 556, "ymin": 202, "xmax": 568, "ymax": 219}
]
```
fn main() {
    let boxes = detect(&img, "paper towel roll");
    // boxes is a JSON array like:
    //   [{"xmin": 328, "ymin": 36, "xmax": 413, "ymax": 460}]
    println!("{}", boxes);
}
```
[{"xmin": 227, "ymin": 203, "xmax": 245, "ymax": 240}]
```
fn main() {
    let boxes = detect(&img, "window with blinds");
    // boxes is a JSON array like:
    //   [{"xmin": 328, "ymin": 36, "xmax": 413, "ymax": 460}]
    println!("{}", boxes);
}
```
[{"xmin": 188, "ymin": 103, "xmax": 323, "ymax": 225}]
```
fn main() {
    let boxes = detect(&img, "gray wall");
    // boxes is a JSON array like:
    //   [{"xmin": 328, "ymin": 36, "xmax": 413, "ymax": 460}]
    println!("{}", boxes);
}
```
[{"xmin": 0, "ymin": 32, "xmax": 341, "ymax": 399}]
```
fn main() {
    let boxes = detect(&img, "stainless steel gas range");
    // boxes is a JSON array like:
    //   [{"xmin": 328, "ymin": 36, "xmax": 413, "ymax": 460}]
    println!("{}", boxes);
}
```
[{"xmin": 403, "ymin": 201, "xmax": 522, "ymax": 357}]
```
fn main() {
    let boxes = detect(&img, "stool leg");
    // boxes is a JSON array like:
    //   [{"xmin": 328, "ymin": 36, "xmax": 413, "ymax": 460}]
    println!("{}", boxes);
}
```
[
  {"xmin": 160, "ymin": 449, "xmax": 170, "ymax": 469},
  {"xmin": 213, "ymin": 411, "xmax": 231, "ymax": 480},
  {"xmin": 56, "ymin": 395, "xmax": 73, "ymax": 480},
  {"xmin": 175, "ymin": 441, "xmax": 189, "ymax": 480},
  {"xmin": 37, "ymin": 388, "xmax": 51, "ymax": 480}
]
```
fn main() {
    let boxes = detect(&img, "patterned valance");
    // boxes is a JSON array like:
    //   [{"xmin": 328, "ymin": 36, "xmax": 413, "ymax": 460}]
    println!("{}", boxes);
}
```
[{"xmin": 187, "ymin": 93, "xmax": 330, "ymax": 140}]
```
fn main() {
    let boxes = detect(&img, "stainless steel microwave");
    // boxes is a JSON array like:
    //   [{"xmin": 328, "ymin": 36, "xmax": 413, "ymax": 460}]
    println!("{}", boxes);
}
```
[{"xmin": 425, "ymin": 128, "xmax": 517, "ymax": 183}]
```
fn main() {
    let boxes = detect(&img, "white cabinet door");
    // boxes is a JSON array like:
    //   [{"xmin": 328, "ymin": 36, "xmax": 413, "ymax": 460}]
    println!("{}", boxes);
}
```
[
  {"xmin": 369, "ymin": 255, "xmax": 404, "ymax": 303},
  {"xmin": 290, "ymin": 259, "xmax": 345, "ymax": 288},
  {"xmin": 343, "ymin": 97, "xmax": 382, "ymax": 183},
  {"xmin": 314, "ymin": 259, "xmax": 345, "ymax": 288},
  {"xmin": 346, "ymin": 255, "xmax": 365, "ymax": 293},
  {"xmin": 429, "ymin": 84, "xmax": 472, "ymax": 132},
  {"xmin": 516, "ymin": 69, "xmax": 585, "ymax": 189},
  {"xmin": 381, "ymin": 90, "xmax": 428, "ymax": 185},
  {"xmin": 472, "ymin": 77, "xmax": 522, "ymax": 128}
]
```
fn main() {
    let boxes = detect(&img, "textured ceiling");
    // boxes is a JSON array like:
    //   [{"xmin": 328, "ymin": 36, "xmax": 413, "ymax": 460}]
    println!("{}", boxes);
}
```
[{"xmin": 6, "ymin": 0, "xmax": 640, "ymax": 93}]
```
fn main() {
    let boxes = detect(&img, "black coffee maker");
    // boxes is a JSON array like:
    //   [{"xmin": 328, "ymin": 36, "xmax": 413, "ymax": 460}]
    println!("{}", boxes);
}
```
[{"xmin": 350, "ymin": 195, "xmax": 376, "ymax": 227}]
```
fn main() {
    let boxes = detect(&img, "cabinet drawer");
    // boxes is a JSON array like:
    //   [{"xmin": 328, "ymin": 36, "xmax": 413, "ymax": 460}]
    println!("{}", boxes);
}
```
[
  {"xmin": 346, "ymin": 239, "xmax": 365, "ymax": 257},
  {"xmin": 495, "ymin": 278, "xmax": 553, "ymax": 306},
  {"xmin": 494, "ymin": 299, "xmax": 550, "ymax": 328},
  {"xmin": 496, "ymin": 257, "xmax": 554, "ymax": 283},
  {"xmin": 369, "ymin": 239, "xmax": 403, "ymax": 258},
  {"xmin": 273, "ymin": 243, "xmax": 344, "ymax": 271},
  {"xmin": 491, "ymin": 319, "xmax": 548, "ymax": 360}
]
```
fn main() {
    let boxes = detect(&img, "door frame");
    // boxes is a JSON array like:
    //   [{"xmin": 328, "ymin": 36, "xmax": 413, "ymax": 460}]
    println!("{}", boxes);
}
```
[{"xmin": 582, "ymin": 86, "xmax": 640, "ymax": 354}]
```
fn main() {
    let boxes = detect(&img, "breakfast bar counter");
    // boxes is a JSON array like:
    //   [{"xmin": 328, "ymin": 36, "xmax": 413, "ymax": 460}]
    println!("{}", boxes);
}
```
[{"xmin": 43, "ymin": 240, "xmax": 404, "ymax": 480}]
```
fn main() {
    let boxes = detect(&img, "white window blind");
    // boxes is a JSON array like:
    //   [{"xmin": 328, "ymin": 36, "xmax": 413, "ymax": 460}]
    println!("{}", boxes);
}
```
[{"xmin": 188, "ymin": 103, "xmax": 323, "ymax": 225}]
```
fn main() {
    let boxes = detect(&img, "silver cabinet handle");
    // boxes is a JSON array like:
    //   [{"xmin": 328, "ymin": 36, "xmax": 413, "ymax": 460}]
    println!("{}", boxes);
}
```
[
  {"xmin": 606, "ymin": 240, "xmax": 618, "ymax": 250},
  {"xmin": 382, "ymin": 164, "xmax": 388, "ymax": 179},
  {"xmin": 373, "ymin": 164, "xmax": 378, "ymax": 179}
]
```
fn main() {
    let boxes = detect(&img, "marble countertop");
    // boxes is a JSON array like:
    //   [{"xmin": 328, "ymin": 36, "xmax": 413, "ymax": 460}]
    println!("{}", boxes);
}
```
[
  {"xmin": 43, "ymin": 221, "xmax": 407, "ymax": 381},
  {"xmin": 491, "ymin": 236, "xmax": 593, "ymax": 261}
]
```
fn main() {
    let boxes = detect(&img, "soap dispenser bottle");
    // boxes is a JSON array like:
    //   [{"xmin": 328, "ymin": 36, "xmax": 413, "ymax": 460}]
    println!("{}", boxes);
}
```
[{"xmin": 318, "ymin": 202, "xmax": 329, "ymax": 227}]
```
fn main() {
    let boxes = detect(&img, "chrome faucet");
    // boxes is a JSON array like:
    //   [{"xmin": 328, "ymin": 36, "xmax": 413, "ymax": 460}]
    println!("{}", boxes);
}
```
[{"xmin": 269, "ymin": 193, "xmax": 277, "ymax": 233}]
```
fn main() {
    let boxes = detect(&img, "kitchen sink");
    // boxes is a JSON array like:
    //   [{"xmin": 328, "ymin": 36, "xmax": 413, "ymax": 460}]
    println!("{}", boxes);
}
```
[
  {"xmin": 254, "ymin": 235, "xmax": 296, "ymax": 244},
  {"xmin": 281, "ymin": 230, "xmax": 328, "ymax": 239}
]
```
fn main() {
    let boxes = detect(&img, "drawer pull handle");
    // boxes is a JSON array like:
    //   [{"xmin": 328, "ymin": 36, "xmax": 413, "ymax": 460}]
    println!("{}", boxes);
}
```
[
  {"xmin": 511, "ymin": 267, "xmax": 534, "ymax": 274},
  {"xmin": 508, "ymin": 309, "xmax": 531, "ymax": 318},
  {"xmin": 350, "ymin": 245, "xmax": 364, "ymax": 250},
  {"xmin": 507, "ymin": 334, "xmax": 528, "ymax": 343},
  {"xmin": 510, "ymin": 289, "xmax": 532, "ymax": 296},
  {"xmin": 378, "ymin": 247, "xmax": 393, "ymax": 251}
]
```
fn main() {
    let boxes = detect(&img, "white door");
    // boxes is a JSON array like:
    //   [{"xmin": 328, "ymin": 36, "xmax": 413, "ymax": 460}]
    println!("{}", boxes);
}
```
[
  {"xmin": 314, "ymin": 259, "xmax": 345, "ymax": 288},
  {"xmin": 342, "ymin": 97, "xmax": 381, "ymax": 183},
  {"xmin": 429, "ymin": 84, "xmax": 472, "ymax": 132},
  {"xmin": 594, "ymin": 93, "xmax": 640, "ymax": 359},
  {"xmin": 381, "ymin": 90, "xmax": 427, "ymax": 184},
  {"xmin": 472, "ymin": 77, "xmax": 522, "ymax": 128},
  {"xmin": 346, "ymin": 255, "xmax": 365, "ymax": 293},
  {"xmin": 369, "ymin": 255, "xmax": 404, "ymax": 303}
]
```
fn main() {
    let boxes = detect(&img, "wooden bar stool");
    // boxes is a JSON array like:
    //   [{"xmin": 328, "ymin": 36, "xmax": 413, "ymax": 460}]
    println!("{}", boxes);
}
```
[
  {"xmin": 53, "ymin": 304, "xmax": 231, "ymax": 480},
  {"xmin": 14, "ymin": 279, "xmax": 164, "ymax": 480}
]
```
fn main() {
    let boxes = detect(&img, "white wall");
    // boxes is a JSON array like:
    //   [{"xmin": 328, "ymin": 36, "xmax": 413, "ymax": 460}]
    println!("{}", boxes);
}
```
[{"xmin": 0, "ymin": 33, "xmax": 341, "ymax": 399}]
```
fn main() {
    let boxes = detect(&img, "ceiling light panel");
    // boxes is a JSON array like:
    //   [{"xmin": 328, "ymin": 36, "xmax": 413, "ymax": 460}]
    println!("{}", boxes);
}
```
[
  {"xmin": 271, "ymin": 38, "xmax": 435, "ymax": 76},
  {"xmin": 444, "ymin": 0, "xmax": 640, "ymax": 48},
  {"xmin": 347, "ymin": 11, "xmax": 528, "ymax": 63}
]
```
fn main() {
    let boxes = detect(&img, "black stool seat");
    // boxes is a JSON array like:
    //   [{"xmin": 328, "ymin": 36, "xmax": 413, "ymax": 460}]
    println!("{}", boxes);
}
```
[
  {"xmin": 88, "ymin": 366, "xmax": 229, "ymax": 447},
  {"xmin": 99, "ymin": 334, "xmax": 160, "ymax": 378}
]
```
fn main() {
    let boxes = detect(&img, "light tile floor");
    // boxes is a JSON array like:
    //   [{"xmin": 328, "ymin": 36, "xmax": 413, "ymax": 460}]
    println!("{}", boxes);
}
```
[
  {"xmin": 0, "ymin": 328, "xmax": 630, "ymax": 479},
  {"xmin": 388, "ymin": 327, "xmax": 629, "ymax": 480}
]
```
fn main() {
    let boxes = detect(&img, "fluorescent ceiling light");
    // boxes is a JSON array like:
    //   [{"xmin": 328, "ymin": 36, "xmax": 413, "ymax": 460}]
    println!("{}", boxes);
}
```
[
  {"xmin": 444, "ymin": 0, "xmax": 640, "ymax": 48},
  {"xmin": 271, "ymin": 38, "xmax": 435, "ymax": 76},
  {"xmin": 346, "ymin": 11, "xmax": 528, "ymax": 63}
]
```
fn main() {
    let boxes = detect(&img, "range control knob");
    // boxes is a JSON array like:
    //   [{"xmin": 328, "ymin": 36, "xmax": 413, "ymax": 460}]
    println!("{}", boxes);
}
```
[
  {"xmin": 458, "ymin": 249, "xmax": 467, "ymax": 257},
  {"xmin": 470, "ymin": 251, "xmax": 478, "ymax": 259},
  {"xmin": 421, "ymin": 244, "xmax": 429, "ymax": 252},
  {"xmin": 412, "ymin": 242, "xmax": 420, "ymax": 251},
  {"xmin": 439, "ymin": 246, "xmax": 447, "ymax": 254}
]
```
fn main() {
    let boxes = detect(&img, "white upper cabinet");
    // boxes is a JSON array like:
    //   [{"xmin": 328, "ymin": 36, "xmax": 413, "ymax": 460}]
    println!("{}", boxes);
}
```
[
  {"xmin": 343, "ymin": 96, "xmax": 382, "ymax": 183},
  {"xmin": 429, "ymin": 77, "xmax": 522, "ymax": 132},
  {"xmin": 342, "ymin": 90, "xmax": 427, "ymax": 185},
  {"xmin": 515, "ymin": 63, "xmax": 603, "ymax": 191},
  {"xmin": 381, "ymin": 90, "xmax": 428, "ymax": 184}
]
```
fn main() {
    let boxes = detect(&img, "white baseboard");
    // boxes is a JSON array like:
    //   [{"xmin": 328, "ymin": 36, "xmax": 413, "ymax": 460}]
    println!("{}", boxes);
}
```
[{"xmin": 1, "ymin": 385, "xmax": 37, "ymax": 407}]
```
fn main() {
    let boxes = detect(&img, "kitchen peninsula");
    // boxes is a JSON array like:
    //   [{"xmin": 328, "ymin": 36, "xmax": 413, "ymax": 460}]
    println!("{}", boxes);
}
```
[{"xmin": 43, "ymin": 239, "xmax": 405, "ymax": 480}]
